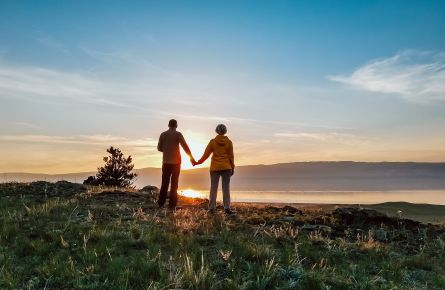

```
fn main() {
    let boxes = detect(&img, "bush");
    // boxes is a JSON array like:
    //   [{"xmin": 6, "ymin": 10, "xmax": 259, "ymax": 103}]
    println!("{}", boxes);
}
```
[{"xmin": 83, "ymin": 146, "xmax": 137, "ymax": 188}]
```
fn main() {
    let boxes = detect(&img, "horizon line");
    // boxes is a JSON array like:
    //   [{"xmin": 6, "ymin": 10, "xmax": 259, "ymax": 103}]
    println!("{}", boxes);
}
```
[{"xmin": 2, "ymin": 160, "xmax": 445, "ymax": 175}]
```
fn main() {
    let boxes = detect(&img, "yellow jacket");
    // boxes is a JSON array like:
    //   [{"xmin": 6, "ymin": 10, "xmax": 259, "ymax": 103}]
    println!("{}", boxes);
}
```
[{"xmin": 199, "ymin": 135, "xmax": 235, "ymax": 171}]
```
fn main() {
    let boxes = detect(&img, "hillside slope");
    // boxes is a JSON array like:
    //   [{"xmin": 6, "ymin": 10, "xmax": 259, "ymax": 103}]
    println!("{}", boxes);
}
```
[{"xmin": 3, "ymin": 162, "xmax": 445, "ymax": 190}]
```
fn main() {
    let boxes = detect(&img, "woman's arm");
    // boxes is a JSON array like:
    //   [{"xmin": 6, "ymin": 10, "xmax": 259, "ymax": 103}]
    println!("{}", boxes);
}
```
[
  {"xmin": 197, "ymin": 140, "xmax": 213, "ymax": 164},
  {"xmin": 229, "ymin": 141, "xmax": 235, "ymax": 175}
]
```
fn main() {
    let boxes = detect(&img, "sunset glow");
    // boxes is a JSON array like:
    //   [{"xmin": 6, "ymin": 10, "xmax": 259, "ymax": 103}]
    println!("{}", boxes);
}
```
[
  {"xmin": 0, "ymin": 1, "xmax": 445, "ymax": 174},
  {"xmin": 180, "ymin": 189, "xmax": 205, "ymax": 199},
  {"xmin": 2, "ymin": 2, "xmax": 445, "ymax": 288},
  {"xmin": 180, "ymin": 131, "xmax": 209, "ymax": 170}
]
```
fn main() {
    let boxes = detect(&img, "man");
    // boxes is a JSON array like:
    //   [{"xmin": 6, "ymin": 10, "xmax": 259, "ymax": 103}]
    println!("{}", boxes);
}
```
[{"xmin": 157, "ymin": 119, "xmax": 195, "ymax": 209}]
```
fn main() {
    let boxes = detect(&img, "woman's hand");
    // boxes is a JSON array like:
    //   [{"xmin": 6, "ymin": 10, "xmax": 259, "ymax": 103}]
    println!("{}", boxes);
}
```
[{"xmin": 190, "ymin": 157, "xmax": 197, "ymax": 166}]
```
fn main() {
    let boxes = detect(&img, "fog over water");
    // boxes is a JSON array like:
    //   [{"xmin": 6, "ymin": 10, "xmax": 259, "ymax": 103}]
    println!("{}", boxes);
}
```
[
  {"xmin": 181, "ymin": 189, "xmax": 445, "ymax": 205},
  {"xmin": 4, "ymin": 162, "xmax": 445, "ymax": 205}
]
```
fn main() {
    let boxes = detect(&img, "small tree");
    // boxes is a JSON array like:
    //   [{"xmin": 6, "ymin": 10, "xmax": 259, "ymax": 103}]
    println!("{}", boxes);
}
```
[
  {"xmin": 83, "ymin": 176, "xmax": 97, "ymax": 186},
  {"xmin": 84, "ymin": 146, "xmax": 137, "ymax": 188}
]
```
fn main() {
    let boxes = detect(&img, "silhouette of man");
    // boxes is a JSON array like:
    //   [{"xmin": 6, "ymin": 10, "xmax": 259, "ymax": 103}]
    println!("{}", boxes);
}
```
[{"xmin": 157, "ymin": 119, "xmax": 194, "ymax": 209}]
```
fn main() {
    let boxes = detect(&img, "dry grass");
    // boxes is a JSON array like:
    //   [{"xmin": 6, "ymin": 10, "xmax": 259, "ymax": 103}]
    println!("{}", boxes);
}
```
[{"xmin": 1, "ymin": 182, "xmax": 444, "ymax": 289}]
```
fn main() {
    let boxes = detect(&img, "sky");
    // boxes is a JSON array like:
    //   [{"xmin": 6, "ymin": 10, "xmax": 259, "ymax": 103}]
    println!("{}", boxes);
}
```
[{"xmin": 1, "ymin": 0, "xmax": 445, "ymax": 173}]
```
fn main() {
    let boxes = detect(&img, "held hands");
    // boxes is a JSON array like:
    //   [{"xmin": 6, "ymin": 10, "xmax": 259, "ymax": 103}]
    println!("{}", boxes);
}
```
[
  {"xmin": 191, "ymin": 158, "xmax": 203, "ymax": 167},
  {"xmin": 190, "ymin": 157, "xmax": 199, "ymax": 166}
]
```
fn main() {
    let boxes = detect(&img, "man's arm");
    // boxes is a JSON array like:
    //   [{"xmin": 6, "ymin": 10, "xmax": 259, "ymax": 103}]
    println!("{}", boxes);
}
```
[
  {"xmin": 157, "ymin": 133, "xmax": 163, "ymax": 152},
  {"xmin": 179, "ymin": 133, "xmax": 193, "ymax": 157}
]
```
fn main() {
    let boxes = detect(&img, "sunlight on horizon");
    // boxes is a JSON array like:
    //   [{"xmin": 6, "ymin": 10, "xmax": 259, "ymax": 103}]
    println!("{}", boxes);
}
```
[
  {"xmin": 180, "ymin": 130, "xmax": 210, "ymax": 170},
  {"xmin": 179, "ymin": 189, "xmax": 206, "ymax": 199}
]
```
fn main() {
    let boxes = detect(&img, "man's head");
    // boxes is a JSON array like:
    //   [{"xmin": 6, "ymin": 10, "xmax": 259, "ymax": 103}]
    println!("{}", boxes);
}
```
[
  {"xmin": 168, "ymin": 119, "xmax": 178, "ymax": 128},
  {"xmin": 215, "ymin": 124, "xmax": 227, "ymax": 135}
]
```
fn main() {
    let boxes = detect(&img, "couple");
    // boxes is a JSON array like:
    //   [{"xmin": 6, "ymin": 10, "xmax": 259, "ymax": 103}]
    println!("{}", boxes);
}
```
[{"xmin": 157, "ymin": 119, "xmax": 235, "ymax": 214}]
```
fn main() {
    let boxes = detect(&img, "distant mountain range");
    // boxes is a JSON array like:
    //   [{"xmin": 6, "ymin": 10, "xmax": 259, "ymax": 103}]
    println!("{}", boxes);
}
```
[{"xmin": 2, "ymin": 162, "xmax": 445, "ymax": 191}]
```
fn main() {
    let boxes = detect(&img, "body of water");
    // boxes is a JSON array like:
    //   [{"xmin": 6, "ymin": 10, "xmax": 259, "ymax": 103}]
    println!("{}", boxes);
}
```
[{"xmin": 179, "ymin": 189, "xmax": 445, "ymax": 205}]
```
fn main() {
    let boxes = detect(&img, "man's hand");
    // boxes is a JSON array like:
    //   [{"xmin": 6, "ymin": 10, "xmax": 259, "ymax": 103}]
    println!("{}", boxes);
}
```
[
  {"xmin": 231, "ymin": 168, "xmax": 235, "ymax": 176},
  {"xmin": 190, "ymin": 157, "xmax": 197, "ymax": 166}
]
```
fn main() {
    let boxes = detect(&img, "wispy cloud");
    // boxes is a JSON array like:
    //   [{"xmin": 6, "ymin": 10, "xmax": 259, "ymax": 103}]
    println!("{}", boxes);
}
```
[
  {"xmin": 274, "ymin": 132, "xmax": 370, "ymax": 145},
  {"xmin": 0, "ymin": 63, "xmax": 153, "ymax": 109},
  {"xmin": 35, "ymin": 33, "xmax": 70, "ymax": 55},
  {"xmin": 0, "ymin": 64, "xmax": 99, "ymax": 100},
  {"xmin": 80, "ymin": 45, "xmax": 166, "ymax": 73},
  {"xmin": 329, "ymin": 50, "xmax": 445, "ymax": 102},
  {"xmin": 161, "ymin": 112, "xmax": 231, "ymax": 122},
  {"xmin": 158, "ymin": 113, "xmax": 354, "ymax": 131},
  {"xmin": 0, "ymin": 134, "xmax": 157, "ymax": 148},
  {"xmin": 231, "ymin": 117, "xmax": 354, "ymax": 130},
  {"xmin": 13, "ymin": 122, "xmax": 43, "ymax": 130},
  {"xmin": 0, "ymin": 134, "xmax": 160, "ymax": 173},
  {"xmin": 0, "ymin": 61, "xmax": 222, "ymax": 111}
]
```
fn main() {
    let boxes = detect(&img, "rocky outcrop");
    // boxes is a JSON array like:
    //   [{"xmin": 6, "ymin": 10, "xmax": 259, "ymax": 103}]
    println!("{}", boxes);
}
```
[
  {"xmin": 333, "ymin": 207, "xmax": 422, "ymax": 228},
  {"xmin": 0, "ymin": 181, "xmax": 86, "ymax": 197}
]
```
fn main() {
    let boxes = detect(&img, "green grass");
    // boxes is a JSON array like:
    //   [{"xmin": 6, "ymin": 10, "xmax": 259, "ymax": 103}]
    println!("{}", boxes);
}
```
[
  {"xmin": 368, "ymin": 202, "xmax": 445, "ymax": 224},
  {"xmin": 1, "ymin": 182, "xmax": 444, "ymax": 289}
]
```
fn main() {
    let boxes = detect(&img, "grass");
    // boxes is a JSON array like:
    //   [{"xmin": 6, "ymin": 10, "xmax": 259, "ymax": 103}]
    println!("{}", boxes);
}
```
[
  {"xmin": 0, "ymin": 181, "xmax": 444, "ymax": 289},
  {"xmin": 367, "ymin": 202, "xmax": 445, "ymax": 224}
]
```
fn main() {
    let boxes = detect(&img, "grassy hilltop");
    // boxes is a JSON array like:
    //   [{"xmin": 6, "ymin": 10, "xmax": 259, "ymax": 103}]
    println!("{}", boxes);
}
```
[{"xmin": 1, "ymin": 181, "xmax": 444, "ymax": 289}]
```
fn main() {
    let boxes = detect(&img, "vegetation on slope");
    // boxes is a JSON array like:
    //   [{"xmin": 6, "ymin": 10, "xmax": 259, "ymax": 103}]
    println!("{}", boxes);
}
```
[{"xmin": 1, "ymin": 182, "xmax": 444, "ymax": 289}]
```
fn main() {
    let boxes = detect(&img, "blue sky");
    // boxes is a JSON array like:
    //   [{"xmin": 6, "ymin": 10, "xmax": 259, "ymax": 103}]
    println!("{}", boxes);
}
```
[{"xmin": 1, "ymin": 1, "xmax": 445, "ymax": 173}]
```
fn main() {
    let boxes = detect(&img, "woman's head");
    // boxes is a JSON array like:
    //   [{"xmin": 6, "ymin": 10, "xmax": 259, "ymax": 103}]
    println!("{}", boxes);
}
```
[{"xmin": 215, "ymin": 124, "xmax": 227, "ymax": 135}]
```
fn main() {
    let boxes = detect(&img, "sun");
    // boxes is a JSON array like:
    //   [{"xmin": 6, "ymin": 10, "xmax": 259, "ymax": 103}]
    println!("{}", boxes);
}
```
[
  {"xmin": 180, "ymin": 131, "xmax": 210, "ymax": 170},
  {"xmin": 180, "ymin": 189, "xmax": 205, "ymax": 199}
]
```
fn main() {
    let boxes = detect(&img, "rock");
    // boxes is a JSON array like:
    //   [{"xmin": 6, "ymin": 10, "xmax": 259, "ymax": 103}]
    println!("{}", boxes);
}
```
[
  {"xmin": 11, "ymin": 180, "xmax": 88, "ymax": 197},
  {"xmin": 139, "ymin": 185, "xmax": 159, "ymax": 193},
  {"xmin": 374, "ymin": 229, "xmax": 388, "ymax": 242},
  {"xmin": 301, "ymin": 224, "xmax": 332, "ymax": 233},
  {"xmin": 282, "ymin": 206, "xmax": 303, "ymax": 215},
  {"xmin": 333, "ymin": 207, "xmax": 393, "ymax": 227},
  {"xmin": 281, "ymin": 216, "xmax": 295, "ymax": 222},
  {"xmin": 332, "ymin": 207, "xmax": 427, "ymax": 240},
  {"xmin": 266, "ymin": 206, "xmax": 281, "ymax": 212},
  {"xmin": 355, "ymin": 228, "xmax": 365, "ymax": 235}
]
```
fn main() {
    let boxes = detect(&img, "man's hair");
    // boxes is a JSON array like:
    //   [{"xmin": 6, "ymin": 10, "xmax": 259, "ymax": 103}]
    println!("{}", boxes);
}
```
[
  {"xmin": 168, "ymin": 119, "xmax": 178, "ymax": 128},
  {"xmin": 215, "ymin": 124, "xmax": 227, "ymax": 135}
]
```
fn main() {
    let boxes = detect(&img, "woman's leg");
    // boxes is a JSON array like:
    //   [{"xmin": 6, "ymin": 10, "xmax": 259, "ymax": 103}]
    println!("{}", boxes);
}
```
[
  {"xmin": 209, "ymin": 171, "xmax": 220, "ymax": 210},
  {"xmin": 221, "ymin": 170, "xmax": 231, "ymax": 210}
]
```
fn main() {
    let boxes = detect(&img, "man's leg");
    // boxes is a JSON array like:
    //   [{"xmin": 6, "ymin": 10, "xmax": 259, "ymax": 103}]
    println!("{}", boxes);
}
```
[
  {"xmin": 169, "ymin": 164, "xmax": 181, "ymax": 208},
  {"xmin": 221, "ymin": 170, "xmax": 231, "ymax": 210},
  {"xmin": 158, "ymin": 164, "xmax": 172, "ymax": 208},
  {"xmin": 209, "ymin": 171, "xmax": 220, "ymax": 210}
]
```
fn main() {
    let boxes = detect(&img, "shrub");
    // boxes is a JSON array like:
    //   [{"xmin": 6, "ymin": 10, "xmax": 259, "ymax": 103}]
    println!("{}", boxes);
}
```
[{"xmin": 83, "ymin": 146, "xmax": 137, "ymax": 188}]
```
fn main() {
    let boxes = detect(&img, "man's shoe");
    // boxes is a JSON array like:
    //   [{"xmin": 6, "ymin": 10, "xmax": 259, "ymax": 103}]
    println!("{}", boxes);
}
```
[
  {"xmin": 207, "ymin": 209, "xmax": 215, "ymax": 215},
  {"xmin": 224, "ymin": 209, "xmax": 236, "ymax": 215},
  {"xmin": 169, "ymin": 205, "xmax": 182, "ymax": 211}
]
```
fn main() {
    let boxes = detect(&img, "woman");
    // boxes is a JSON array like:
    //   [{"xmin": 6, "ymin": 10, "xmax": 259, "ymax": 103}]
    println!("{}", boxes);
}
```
[{"xmin": 195, "ymin": 124, "xmax": 235, "ymax": 214}]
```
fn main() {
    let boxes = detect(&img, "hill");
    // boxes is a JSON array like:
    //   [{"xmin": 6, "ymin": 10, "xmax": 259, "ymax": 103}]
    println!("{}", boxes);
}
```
[
  {"xmin": 3, "ymin": 162, "xmax": 445, "ymax": 190},
  {"xmin": 367, "ymin": 202, "xmax": 445, "ymax": 224},
  {"xmin": 1, "ymin": 181, "xmax": 444, "ymax": 289}
]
